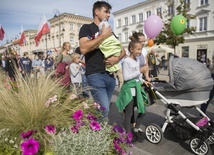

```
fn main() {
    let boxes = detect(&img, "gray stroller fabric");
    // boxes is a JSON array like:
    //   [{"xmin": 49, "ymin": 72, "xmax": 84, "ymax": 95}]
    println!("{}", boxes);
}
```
[{"xmin": 168, "ymin": 56, "xmax": 213, "ymax": 91}]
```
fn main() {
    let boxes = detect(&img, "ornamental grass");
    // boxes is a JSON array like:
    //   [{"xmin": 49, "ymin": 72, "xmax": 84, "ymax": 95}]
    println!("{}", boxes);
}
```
[{"xmin": 0, "ymin": 70, "xmax": 132, "ymax": 155}]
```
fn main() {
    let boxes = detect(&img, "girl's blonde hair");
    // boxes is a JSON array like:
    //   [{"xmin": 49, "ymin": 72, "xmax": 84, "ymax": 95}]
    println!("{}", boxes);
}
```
[
  {"xmin": 71, "ymin": 53, "xmax": 80, "ymax": 62},
  {"xmin": 61, "ymin": 42, "xmax": 70, "ymax": 53}
]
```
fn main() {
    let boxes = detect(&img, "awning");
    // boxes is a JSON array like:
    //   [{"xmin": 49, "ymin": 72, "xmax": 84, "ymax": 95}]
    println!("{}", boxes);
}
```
[{"xmin": 147, "ymin": 44, "xmax": 174, "ymax": 53}]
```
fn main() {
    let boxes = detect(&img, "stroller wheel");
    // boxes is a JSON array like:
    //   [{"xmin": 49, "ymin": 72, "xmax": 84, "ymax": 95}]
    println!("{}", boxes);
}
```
[
  {"xmin": 145, "ymin": 123, "xmax": 163, "ymax": 144},
  {"xmin": 189, "ymin": 137, "xmax": 210, "ymax": 155},
  {"xmin": 207, "ymin": 132, "xmax": 214, "ymax": 145}
]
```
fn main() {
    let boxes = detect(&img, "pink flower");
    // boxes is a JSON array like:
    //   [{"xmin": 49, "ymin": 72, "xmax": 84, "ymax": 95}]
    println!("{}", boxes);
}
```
[
  {"xmin": 113, "ymin": 141, "xmax": 122, "ymax": 153},
  {"xmin": 45, "ymin": 125, "xmax": 56, "ymax": 134},
  {"xmin": 86, "ymin": 113, "xmax": 97, "ymax": 121},
  {"xmin": 20, "ymin": 130, "xmax": 36, "ymax": 139},
  {"xmin": 93, "ymin": 102, "xmax": 101, "ymax": 109},
  {"xmin": 21, "ymin": 138, "xmax": 40, "ymax": 155},
  {"xmin": 126, "ymin": 132, "xmax": 133, "ymax": 144},
  {"xmin": 113, "ymin": 125, "xmax": 125, "ymax": 133},
  {"xmin": 100, "ymin": 106, "xmax": 106, "ymax": 111},
  {"xmin": 89, "ymin": 121, "xmax": 101, "ymax": 131},
  {"xmin": 70, "ymin": 125, "xmax": 79, "ymax": 133},
  {"xmin": 72, "ymin": 110, "xmax": 83, "ymax": 121},
  {"xmin": 45, "ymin": 95, "xmax": 58, "ymax": 108},
  {"xmin": 76, "ymin": 120, "xmax": 84, "ymax": 127}
]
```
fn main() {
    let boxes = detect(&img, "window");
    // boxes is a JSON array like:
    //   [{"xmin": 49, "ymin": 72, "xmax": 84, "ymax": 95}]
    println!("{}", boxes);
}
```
[
  {"xmin": 186, "ymin": 20, "xmax": 190, "ymax": 28},
  {"xmin": 118, "ymin": 33, "xmax": 121, "ymax": 42},
  {"xmin": 78, "ymin": 24, "xmax": 82, "ymax": 31},
  {"xmin": 70, "ymin": 23, "xmax": 74, "ymax": 30},
  {"xmin": 56, "ymin": 25, "xmax": 60, "ymax": 32},
  {"xmin": 124, "ymin": 17, "xmax": 128, "ymax": 26},
  {"xmin": 139, "ymin": 29, "xmax": 144, "ymax": 33},
  {"xmin": 200, "ymin": 0, "xmax": 208, "ymax": 5},
  {"xmin": 156, "ymin": 7, "xmax": 162, "ymax": 17},
  {"xmin": 146, "ymin": 11, "xmax": 151, "ymax": 18},
  {"xmin": 132, "ymin": 15, "xmax": 136, "ymax": 24},
  {"xmin": 184, "ymin": 0, "xmax": 190, "ymax": 9},
  {"xmin": 168, "ymin": 5, "xmax": 174, "ymax": 16},
  {"xmin": 199, "ymin": 17, "xmax": 207, "ymax": 31},
  {"xmin": 124, "ymin": 32, "xmax": 128, "ymax": 42},
  {"xmin": 70, "ymin": 36, "xmax": 74, "ymax": 45},
  {"xmin": 182, "ymin": 46, "xmax": 189, "ymax": 57},
  {"xmin": 117, "ymin": 19, "xmax": 121, "ymax": 27},
  {"xmin": 139, "ymin": 13, "xmax": 143, "ymax": 22}
]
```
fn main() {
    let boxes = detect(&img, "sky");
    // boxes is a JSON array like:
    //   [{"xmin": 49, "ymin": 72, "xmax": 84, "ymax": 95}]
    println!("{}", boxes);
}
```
[{"xmin": 0, "ymin": 0, "xmax": 146, "ymax": 45}]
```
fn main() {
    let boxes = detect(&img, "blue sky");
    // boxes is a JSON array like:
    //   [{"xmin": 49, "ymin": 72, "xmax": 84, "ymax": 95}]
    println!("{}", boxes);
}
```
[{"xmin": 0, "ymin": 0, "xmax": 145, "ymax": 45}]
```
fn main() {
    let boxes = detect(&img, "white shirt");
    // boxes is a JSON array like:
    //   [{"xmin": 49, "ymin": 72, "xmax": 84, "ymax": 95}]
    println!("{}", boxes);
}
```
[
  {"xmin": 123, "ymin": 57, "xmax": 143, "ymax": 96},
  {"xmin": 70, "ymin": 63, "xmax": 82, "ymax": 84}
]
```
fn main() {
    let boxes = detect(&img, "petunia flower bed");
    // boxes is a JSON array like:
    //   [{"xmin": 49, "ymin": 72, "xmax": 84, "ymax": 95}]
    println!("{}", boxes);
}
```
[
  {"xmin": 51, "ymin": 110, "xmax": 133, "ymax": 155},
  {"xmin": 0, "ymin": 72, "xmax": 133, "ymax": 155}
]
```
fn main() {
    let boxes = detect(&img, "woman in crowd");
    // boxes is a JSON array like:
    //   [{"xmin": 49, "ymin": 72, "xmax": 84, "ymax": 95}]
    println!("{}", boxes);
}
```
[{"xmin": 55, "ymin": 42, "xmax": 72, "ymax": 87}]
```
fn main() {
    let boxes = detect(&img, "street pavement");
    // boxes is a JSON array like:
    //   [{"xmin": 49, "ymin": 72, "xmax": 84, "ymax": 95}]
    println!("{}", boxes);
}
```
[{"xmin": 109, "ymin": 69, "xmax": 214, "ymax": 155}]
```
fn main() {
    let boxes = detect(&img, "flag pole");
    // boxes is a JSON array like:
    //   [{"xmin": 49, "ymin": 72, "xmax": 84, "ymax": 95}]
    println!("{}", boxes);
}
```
[{"xmin": 45, "ymin": 34, "xmax": 47, "ymax": 53}]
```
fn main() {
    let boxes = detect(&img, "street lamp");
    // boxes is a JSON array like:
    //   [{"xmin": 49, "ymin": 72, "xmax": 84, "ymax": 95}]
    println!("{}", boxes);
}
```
[{"xmin": 53, "ymin": 9, "xmax": 65, "ymax": 48}]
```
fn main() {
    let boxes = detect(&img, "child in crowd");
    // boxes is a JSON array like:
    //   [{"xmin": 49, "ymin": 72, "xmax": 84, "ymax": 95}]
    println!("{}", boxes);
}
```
[
  {"xmin": 32, "ymin": 54, "xmax": 45, "ymax": 78},
  {"xmin": 116, "ymin": 40, "xmax": 149, "ymax": 143},
  {"xmin": 69, "ymin": 53, "xmax": 82, "ymax": 96}
]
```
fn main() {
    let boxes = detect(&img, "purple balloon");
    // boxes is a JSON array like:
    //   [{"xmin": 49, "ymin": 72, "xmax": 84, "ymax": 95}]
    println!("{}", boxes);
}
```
[{"xmin": 144, "ymin": 15, "xmax": 163, "ymax": 38}]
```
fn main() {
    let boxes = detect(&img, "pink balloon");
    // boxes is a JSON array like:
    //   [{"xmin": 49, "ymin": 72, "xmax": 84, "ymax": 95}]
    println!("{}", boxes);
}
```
[{"xmin": 144, "ymin": 15, "xmax": 163, "ymax": 38}]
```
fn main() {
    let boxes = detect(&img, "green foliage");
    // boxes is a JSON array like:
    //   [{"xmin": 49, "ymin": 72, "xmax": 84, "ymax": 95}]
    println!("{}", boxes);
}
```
[
  {"xmin": 52, "ymin": 123, "xmax": 113, "ymax": 155},
  {"xmin": 155, "ymin": 0, "xmax": 196, "ymax": 52},
  {"xmin": 0, "ymin": 129, "xmax": 21, "ymax": 155}
]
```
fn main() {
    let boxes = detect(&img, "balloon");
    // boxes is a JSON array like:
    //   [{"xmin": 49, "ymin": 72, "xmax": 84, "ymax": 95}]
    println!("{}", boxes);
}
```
[
  {"xmin": 147, "ymin": 39, "xmax": 154, "ymax": 47},
  {"xmin": 144, "ymin": 15, "xmax": 163, "ymax": 38},
  {"xmin": 170, "ymin": 15, "xmax": 186, "ymax": 35}
]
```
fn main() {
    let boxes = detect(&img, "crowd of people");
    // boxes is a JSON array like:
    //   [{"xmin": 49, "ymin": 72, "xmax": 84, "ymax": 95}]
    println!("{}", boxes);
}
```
[
  {"xmin": 0, "ymin": 51, "xmax": 55, "ymax": 80},
  {"xmin": 0, "ymin": 0, "xmax": 213, "ymax": 144}
]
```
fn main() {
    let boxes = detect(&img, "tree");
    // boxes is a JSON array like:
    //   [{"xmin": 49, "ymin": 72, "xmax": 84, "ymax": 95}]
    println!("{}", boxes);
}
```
[{"xmin": 155, "ymin": 0, "xmax": 196, "ymax": 53}]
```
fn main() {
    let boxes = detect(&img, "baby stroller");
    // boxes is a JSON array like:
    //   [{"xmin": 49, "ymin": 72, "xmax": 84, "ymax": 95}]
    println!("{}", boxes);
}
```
[{"xmin": 145, "ymin": 56, "xmax": 214, "ymax": 155}]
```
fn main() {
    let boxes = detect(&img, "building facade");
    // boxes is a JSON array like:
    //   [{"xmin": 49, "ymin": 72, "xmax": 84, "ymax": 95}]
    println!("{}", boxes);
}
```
[
  {"xmin": 113, "ymin": 0, "xmax": 214, "ymax": 60},
  {"xmin": 1, "ymin": 13, "xmax": 93, "ymax": 57}
]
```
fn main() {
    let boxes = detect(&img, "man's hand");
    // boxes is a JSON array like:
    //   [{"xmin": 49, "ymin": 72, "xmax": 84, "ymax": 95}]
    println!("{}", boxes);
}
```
[
  {"xmin": 105, "ymin": 56, "xmax": 119, "ymax": 66},
  {"xmin": 100, "ymin": 25, "xmax": 112, "ymax": 39}
]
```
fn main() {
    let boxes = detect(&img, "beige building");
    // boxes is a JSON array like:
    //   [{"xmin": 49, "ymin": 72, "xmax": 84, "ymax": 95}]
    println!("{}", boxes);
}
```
[
  {"xmin": 113, "ymin": 0, "xmax": 214, "ymax": 60},
  {"xmin": 6, "ymin": 13, "xmax": 93, "ymax": 57}
]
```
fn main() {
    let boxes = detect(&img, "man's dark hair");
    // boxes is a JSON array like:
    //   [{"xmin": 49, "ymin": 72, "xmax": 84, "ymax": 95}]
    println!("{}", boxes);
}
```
[{"xmin": 92, "ymin": 1, "xmax": 112, "ymax": 17}]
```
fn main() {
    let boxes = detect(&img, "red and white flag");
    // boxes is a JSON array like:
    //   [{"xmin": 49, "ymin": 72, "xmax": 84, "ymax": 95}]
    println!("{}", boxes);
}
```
[
  {"xmin": 0, "ymin": 25, "xmax": 5, "ymax": 41},
  {"xmin": 34, "ymin": 15, "xmax": 50, "ymax": 46},
  {"xmin": 19, "ymin": 25, "xmax": 26, "ymax": 45}
]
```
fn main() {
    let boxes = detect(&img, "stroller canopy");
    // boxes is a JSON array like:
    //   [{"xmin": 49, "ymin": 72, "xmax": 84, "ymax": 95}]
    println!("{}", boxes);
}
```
[{"xmin": 168, "ymin": 55, "xmax": 213, "ymax": 91}]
